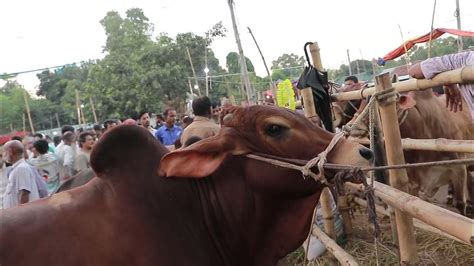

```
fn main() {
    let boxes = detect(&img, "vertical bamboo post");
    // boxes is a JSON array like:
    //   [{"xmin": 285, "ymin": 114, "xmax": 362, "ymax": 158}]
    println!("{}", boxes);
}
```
[
  {"xmin": 375, "ymin": 72, "xmax": 418, "ymax": 264},
  {"xmin": 301, "ymin": 42, "xmax": 337, "ymax": 241},
  {"xmin": 81, "ymin": 106, "xmax": 87, "ymax": 126},
  {"xmin": 55, "ymin": 113, "xmax": 61, "ymax": 128},
  {"xmin": 186, "ymin": 47, "xmax": 201, "ymax": 96},
  {"xmin": 10, "ymin": 123, "xmax": 14, "ymax": 132},
  {"xmin": 89, "ymin": 96, "xmax": 98, "ymax": 124},
  {"xmin": 373, "ymin": 107, "xmax": 398, "ymax": 245},
  {"xmin": 75, "ymin": 89, "xmax": 81, "ymax": 125},
  {"xmin": 23, "ymin": 91, "xmax": 35, "ymax": 133},
  {"xmin": 22, "ymin": 113, "xmax": 26, "ymax": 132}
]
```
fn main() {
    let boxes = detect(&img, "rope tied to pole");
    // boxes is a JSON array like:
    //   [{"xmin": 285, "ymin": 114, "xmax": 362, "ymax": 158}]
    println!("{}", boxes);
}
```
[
  {"xmin": 373, "ymin": 87, "xmax": 398, "ymax": 106},
  {"xmin": 342, "ymin": 88, "xmax": 399, "ymax": 137},
  {"xmin": 334, "ymin": 168, "xmax": 381, "ymax": 237}
]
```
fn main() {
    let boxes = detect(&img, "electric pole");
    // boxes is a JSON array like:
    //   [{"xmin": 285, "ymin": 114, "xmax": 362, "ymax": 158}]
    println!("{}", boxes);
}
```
[
  {"xmin": 455, "ymin": 0, "xmax": 463, "ymax": 52},
  {"xmin": 228, "ymin": 0, "xmax": 254, "ymax": 104}
]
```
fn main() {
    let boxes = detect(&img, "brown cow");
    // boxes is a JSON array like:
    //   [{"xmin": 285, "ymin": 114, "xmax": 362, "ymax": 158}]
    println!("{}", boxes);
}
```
[
  {"xmin": 397, "ymin": 90, "xmax": 473, "ymax": 215},
  {"xmin": 336, "ymin": 89, "xmax": 473, "ymax": 216},
  {"xmin": 0, "ymin": 105, "xmax": 372, "ymax": 266}
]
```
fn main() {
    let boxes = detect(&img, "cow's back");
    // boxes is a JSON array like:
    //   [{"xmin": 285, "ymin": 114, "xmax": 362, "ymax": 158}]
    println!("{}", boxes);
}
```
[{"xmin": 0, "ymin": 177, "xmax": 225, "ymax": 266}]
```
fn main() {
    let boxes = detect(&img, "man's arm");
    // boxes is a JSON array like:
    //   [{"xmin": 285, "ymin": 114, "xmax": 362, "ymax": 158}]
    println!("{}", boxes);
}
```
[
  {"xmin": 19, "ymin": 189, "xmax": 30, "ymax": 204},
  {"xmin": 408, "ymin": 63, "xmax": 425, "ymax": 79}
]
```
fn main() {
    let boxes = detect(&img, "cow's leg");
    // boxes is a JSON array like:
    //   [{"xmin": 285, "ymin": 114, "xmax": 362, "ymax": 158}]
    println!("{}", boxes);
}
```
[
  {"xmin": 446, "ymin": 183, "xmax": 454, "ymax": 205},
  {"xmin": 450, "ymin": 166, "xmax": 468, "ymax": 216}
]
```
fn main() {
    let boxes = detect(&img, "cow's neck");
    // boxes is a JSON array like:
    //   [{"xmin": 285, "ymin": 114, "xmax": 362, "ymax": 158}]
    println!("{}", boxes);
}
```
[{"xmin": 197, "ymin": 163, "xmax": 322, "ymax": 265}]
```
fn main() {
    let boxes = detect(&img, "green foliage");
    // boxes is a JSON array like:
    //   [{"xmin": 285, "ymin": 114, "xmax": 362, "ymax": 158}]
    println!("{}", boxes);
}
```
[
  {"xmin": 270, "ymin": 53, "xmax": 304, "ymax": 81},
  {"xmin": 0, "ymin": 81, "xmax": 60, "ymax": 134}
]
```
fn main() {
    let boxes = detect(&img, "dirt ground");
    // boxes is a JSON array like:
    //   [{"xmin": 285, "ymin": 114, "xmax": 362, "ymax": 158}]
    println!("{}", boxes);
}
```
[{"xmin": 279, "ymin": 205, "xmax": 474, "ymax": 266}]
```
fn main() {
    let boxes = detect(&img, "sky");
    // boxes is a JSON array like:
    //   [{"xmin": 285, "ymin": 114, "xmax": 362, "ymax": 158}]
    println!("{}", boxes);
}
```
[{"xmin": 1, "ymin": 0, "xmax": 473, "ymax": 95}]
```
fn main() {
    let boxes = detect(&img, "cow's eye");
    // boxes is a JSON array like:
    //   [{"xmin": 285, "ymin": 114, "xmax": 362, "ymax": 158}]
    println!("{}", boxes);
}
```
[{"xmin": 265, "ymin": 124, "xmax": 288, "ymax": 138}]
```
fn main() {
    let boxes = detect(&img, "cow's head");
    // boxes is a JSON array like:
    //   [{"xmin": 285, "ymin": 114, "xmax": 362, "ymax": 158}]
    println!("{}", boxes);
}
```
[
  {"xmin": 160, "ymin": 105, "xmax": 372, "ymax": 189},
  {"xmin": 159, "ymin": 105, "xmax": 372, "ymax": 262}
]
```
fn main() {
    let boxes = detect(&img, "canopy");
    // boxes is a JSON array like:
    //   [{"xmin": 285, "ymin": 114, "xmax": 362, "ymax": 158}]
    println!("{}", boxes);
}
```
[
  {"xmin": 0, "ymin": 131, "xmax": 28, "ymax": 145},
  {"xmin": 377, "ymin": 28, "xmax": 474, "ymax": 65}
]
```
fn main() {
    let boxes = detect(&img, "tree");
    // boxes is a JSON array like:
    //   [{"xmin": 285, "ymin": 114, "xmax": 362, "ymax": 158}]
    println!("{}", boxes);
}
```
[
  {"xmin": 0, "ymin": 81, "xmax": 60, "ymax": 134},
  {"xmin": 226, "ymin": 52, "xmax": 255, "ymax": 74},
  {"xmin": 271, "ymin": 53, "xmax": 304, "ymax": 81}
]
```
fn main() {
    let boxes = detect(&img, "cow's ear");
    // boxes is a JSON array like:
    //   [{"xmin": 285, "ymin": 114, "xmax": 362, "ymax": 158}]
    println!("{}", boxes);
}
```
[
  {"xmin": 158, "ymin": 150, "xmax": 229, "ymax": 178},
  {"xmin": 399, "ymin": 95, "xmax": 416, "ymax": 110},
  {"xmin": 158, "ymin": 134, "xmax": 246, "ymax": 178}
]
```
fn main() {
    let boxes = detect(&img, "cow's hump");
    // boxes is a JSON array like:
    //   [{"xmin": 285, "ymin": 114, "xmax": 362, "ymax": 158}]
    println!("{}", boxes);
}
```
[{"xmin": 90, "ymin": 125, "xmax": 167, "ymax": 179}]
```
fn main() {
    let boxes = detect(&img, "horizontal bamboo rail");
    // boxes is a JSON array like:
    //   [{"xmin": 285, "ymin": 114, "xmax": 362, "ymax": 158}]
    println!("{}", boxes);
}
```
[
  {"xmin": 345, "ymin": 181, "xmax": 473, "ymax": 245},
  {"xmin": 353, "ymin": 197, "xmax": 468, "ymax": 245},
  {"xmin": 311, "ymin": 226, "xmax": 359, "ymax": 266},
  {"xmin": 348, "ymin": 137, "xmax": 474, "ymax": 153},
  {"xmin": 331, "ymin": 66, "xmax": 474, "ymax": 101}
]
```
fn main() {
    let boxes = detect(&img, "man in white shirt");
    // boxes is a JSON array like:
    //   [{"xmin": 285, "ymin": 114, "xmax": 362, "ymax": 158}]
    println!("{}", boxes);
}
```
[
  {"xmin": 29, "ymin": 139, "xmax": 60, "ymax": 195},
  {"xmin": 2, "ymin": 140, "xmax": 40, "ymax": 208},
  {"xmin": 56, "ymin": 132, "xmax": 76, "ymax": 181},
  {"xmin": 138, "ymin": 111, "xmax": 157, "ymax": 136}
]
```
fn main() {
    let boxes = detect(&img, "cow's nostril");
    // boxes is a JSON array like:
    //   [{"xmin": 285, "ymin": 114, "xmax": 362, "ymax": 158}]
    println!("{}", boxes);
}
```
[{"xmin": 359, "ymin": 148, "xmax": 374, "ymax": 161}]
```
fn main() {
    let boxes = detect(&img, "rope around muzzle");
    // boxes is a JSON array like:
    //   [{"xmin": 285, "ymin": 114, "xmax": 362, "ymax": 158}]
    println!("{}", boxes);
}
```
[
  {"xmin": 245, "ymin": 132, "xmax": 346, "ymax": 184},
  {"xmin": 342, "ymin": 88, "xmax": 399, "ymax": 137}
]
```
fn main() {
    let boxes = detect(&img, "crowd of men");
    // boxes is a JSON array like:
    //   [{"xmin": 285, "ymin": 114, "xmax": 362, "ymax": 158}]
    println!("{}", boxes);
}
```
[{"xmin": 0, "ymin": 96, "xmax": 224, "ymax": 209}]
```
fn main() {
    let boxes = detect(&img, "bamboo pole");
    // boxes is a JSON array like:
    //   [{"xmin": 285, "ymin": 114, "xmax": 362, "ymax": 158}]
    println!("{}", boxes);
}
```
[
  {"xmin": 89, "ymin": 96, "xmax": 98, "ymax": 124},
  {"xmin": 301, "ymin": 42, "xmax": 337, "ymax": 242},
  {"xmin": 247, "ymin": 27, "xmax": 277, "ymax": 101},
  {"xmin": 55, "ymin": 113, "xmax": 61, "ymax": 128},
  {"xmin": 22, "ymin": 113, "xmax": 26, "ymax": 133},
  {"xmin": 311, "ymin": 226, "xmax": 359, "ymax": 266},
  {"xmin": 353, "ymin": 197, "xmax": 467, "ymax": 245},
  {"xmin": 349, "ymin": 186, "xmax": 473, "ymax": 245},
  {"xmin": 349, "ymin": 137, "xmax": 474, "ymax": 153},
  {"xmin": 75, "ymin": 89, "xmax": 81, "ymax": 125},
  {"xmin": 186, "ymin": 47, "xmax": 201, "ymax": 96},
  {"xmin": 23, "ymin": 90, "xmax": 35, "ymax": 133},
  {"xmin": 331, "ymin": 66, "xmax": 474, "ymax": 101},
  {"xmin": 337, "ymin": 191, "xmax": 353, "ymax": 237},
  {"xmin": 375, "ymin": 72, "xmax": 418, "ymax": 263},
  {"xmin": 80, "ymin": 106, "xmax": 87, "ymax": 126}
]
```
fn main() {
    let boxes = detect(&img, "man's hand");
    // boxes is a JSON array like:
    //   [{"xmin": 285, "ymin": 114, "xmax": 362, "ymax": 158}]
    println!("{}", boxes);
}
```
[{"xmin": 444, "ymin": 84, "xmax": 462, "ymax": 112}]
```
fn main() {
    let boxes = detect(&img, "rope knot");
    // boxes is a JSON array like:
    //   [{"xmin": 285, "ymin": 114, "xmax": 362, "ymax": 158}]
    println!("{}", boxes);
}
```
[{"xmin": 373, "ymin": 87, "xmax": 398, "ymax": 106}]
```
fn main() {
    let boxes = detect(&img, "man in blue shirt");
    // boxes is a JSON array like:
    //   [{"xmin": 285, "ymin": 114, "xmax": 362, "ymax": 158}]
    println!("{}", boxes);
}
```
[{"xmin": 155, "ymin": 108, "xmax": 182, "ymax": 147}]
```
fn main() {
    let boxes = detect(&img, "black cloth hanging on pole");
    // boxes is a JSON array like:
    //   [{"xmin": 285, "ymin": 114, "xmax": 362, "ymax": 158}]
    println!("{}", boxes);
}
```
[{"xmin": 296, "ymin": 42, "xmax": 334, "ymax": 132}]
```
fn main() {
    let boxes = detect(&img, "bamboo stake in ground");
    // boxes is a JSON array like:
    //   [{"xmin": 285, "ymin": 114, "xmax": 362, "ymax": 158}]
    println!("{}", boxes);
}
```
[
  {"xmin": 353, "ymin": 197, "xmax": 468, "ymax": 245},
  {"xmin": 375, "ymin": 72, "xmax": 418, "ymax": 264},
  {"xmin": 345, "ymin": 181, "xmax": 473, "ymax": 245},
  {"xmin": 301, "ymin": 42, "xmax": 337, "ymax": 241},
  {"xmin": 312, "ymin": 226, "xmax": 359, "ymax": 266}
]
